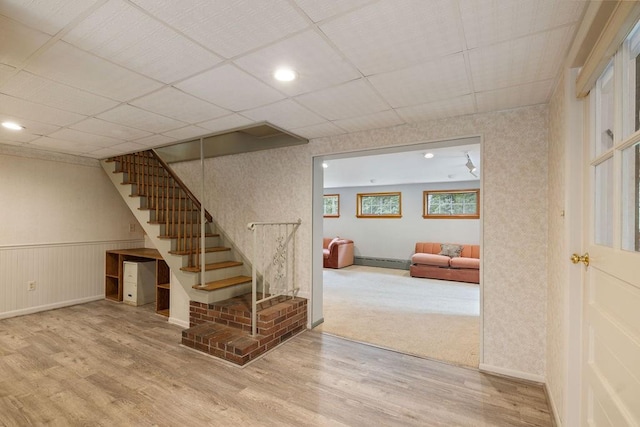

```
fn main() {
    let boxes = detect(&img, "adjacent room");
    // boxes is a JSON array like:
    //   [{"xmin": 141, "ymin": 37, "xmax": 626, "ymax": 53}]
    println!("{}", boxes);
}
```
[{"xmin": 319, "ymin": 139, "xmax": 481, "ymax": 367}]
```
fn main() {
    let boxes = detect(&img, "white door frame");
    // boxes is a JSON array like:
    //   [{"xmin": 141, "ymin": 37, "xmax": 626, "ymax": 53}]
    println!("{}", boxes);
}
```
[{"xmin": 564, "ymin": 67, "xmax": 587, "ymax": 426}]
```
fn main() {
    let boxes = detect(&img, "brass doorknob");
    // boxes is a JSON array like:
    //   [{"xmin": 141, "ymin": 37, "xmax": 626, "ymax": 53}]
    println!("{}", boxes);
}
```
[{"xmin": 570, "ymin": 252, "xmax": 589, "ymax": 267}]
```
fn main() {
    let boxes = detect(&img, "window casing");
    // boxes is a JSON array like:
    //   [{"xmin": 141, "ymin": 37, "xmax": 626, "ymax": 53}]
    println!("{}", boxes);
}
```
[{"xmin": 356, "ymin": 192, "xmax": 402, "ymax": 218}]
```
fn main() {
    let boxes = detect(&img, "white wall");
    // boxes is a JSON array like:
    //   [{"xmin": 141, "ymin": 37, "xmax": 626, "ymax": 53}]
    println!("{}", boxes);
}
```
[
  {"xmin": 172, "ymin": 104, "xmax": 549, "ymax": 380},
  {"xmin": 324, "ymin": 182, "xmax": 480, "ymax": 260},
  {"xmin": 0, "ymin": 146, "xmax": 144, "ymax": 318}
]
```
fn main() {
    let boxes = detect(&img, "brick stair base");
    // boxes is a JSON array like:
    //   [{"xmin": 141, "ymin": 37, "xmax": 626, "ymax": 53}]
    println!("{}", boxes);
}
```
[{"xmin": 182, "ymin": 293, "xmax": 307, "ymax": 366}]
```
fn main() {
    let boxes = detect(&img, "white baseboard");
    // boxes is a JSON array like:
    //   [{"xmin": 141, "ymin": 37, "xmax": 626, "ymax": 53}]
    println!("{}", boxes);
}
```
[
  {"xmin": 545, "ymin": 383, "xmax": 562, "ymax": 427},
  {"xmin": 0, "ymin": 295, "xmax": 104, "ymax": 320},
  {"xmin": 169, "ymin": 317, "xmax": 189, "ymax": 329},
  {"xmin": 479, "ymin": 363, "xmax": 545, "ymax": 384}
]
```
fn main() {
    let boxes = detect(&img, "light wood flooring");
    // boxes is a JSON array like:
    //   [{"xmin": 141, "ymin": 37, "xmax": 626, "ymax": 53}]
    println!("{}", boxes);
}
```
[{"xmin": 0, "ymin": 301, "xmax": 552, "ymax": 426}]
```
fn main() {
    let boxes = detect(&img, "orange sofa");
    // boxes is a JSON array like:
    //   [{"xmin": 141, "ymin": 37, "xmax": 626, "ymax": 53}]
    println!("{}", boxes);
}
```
[
  {"xmin": 323, "ymin": 237, "xmax": 354, "ymax": 269},
  {"xmin": 410, "ymin": 242, "xmax": 480, "ymax": 284}
]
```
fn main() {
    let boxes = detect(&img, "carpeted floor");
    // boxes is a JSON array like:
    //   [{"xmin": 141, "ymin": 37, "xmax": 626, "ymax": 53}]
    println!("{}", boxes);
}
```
[{"xmin": 317, "ymin": 265, "xmax": 480, "ymax": 367}]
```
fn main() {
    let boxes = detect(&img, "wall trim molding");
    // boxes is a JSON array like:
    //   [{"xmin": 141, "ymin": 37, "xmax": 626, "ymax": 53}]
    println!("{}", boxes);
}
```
[
  {"xmin": 0, "ymin": 239, "xmax": 145, "ymax": 250},
  {"xmin": 545, "ymin": 382, "xmax": 562, "ymax": 427},
  {"xmin": 479, "ymin": 363, "xmax": 545, "ymax": 384},
  {"xmin": 0, "ymin": 295, "xmax": 103, "ymax": 320},
  {"xmin": 168, "ymin": 317, "xmax": 190, "ymax": 329}
]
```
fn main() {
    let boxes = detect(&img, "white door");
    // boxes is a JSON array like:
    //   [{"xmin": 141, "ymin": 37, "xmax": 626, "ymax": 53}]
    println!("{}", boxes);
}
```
[{"xmin": 580, "ymin": 27, "xmax": 640, "ymax": 426}]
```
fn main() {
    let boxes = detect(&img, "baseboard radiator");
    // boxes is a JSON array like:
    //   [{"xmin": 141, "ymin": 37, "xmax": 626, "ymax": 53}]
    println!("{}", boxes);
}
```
[{"xmin": 354, "ymin": 256, "xmax": 410, "ymax": 270}]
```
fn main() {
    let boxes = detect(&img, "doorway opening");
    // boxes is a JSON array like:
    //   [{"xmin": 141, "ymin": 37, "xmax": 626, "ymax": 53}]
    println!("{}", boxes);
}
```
[{"xmin": 311, "ymin": 136, "xmax": 483, "ymax": 368}]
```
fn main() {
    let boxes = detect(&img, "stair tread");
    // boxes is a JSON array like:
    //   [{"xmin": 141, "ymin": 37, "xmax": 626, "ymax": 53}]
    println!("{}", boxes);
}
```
[
  {"xmin": 192, "ymin": 275, "xmax": 252, "ymax": 291},
  {"xmin": 148, "ymin": 219, "xmax": 211, "ymax": 225},
  {"xmin": 170, "ymin": 246, "xmax": 230, "ymax": 255},
  {"xmin": 181, "ymin": 260, "xmax": 243, "ymax": 273},
  {"xmin": 158, "ymin": 233, "xmax": 218, "ymax": 239}
]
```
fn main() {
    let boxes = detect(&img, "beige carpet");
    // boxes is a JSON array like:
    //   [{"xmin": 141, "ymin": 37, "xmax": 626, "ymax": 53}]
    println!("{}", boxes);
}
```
[{"xmin": 317, "ymin": 265, "xmax": 480, "ymax": 367}]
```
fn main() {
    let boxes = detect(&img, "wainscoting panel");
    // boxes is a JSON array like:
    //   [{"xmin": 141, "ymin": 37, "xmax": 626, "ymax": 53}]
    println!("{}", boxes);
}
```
[{"xmin": 0, "ymin": 240, "xmax": 144, "ymax": 319}]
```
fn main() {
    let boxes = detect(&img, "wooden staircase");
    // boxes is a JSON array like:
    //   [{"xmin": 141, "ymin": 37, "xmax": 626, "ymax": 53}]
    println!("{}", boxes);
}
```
[
  {"xmin": 102, "ymin": 150, "xmax": 307, "ymax": 365},
  {"xmin": 102, "ymin": 150, "xmax": 253, "ymax": 310}
]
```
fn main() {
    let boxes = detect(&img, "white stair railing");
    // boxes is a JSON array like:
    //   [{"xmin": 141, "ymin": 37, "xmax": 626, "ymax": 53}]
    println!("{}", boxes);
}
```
[{"xmin": 247, "ymin": 219, "xmax": 301, "ymax": 336}]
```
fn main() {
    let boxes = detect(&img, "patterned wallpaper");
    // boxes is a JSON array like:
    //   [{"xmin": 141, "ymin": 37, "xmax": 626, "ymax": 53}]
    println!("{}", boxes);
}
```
[
  {"xmin": 547, "ymin": 73, "xmax": 568, "ymax": 420},
  {"xmin": 172, "ymin": 104, "xmax": 550, "ymax": 377}
]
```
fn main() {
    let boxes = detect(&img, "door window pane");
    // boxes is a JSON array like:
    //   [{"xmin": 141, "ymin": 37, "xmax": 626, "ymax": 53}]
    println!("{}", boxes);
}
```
[
  {"xmin": 595, "ymin": 158, "xmax": 614, "ymax": 246},
  {"xmin": 622, "ymin": 142, "xmax": 640, "ymax": 252},
  {"xmin": 596, "ymin": 64, "xmax": 615, "ymax": 156},
  {"xmin": 625, "ymin": 22, "xmax": 640, "ymax": 138}
]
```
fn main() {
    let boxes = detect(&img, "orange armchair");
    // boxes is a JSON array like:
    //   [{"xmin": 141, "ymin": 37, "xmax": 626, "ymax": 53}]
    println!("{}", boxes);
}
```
[{"xmin": 323, "ymin": 237, "xmax": 354, "ymax": 269}]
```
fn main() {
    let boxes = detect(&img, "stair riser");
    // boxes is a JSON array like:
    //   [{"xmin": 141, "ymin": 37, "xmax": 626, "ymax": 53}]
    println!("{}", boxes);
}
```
[
  {"xmin": 129, "ymin": 184, "xmax": 183, "ymax": 198},
  {"xmin": 201, "ymin": 266, "xmax": 246, "ymax": 283},
  {"xmin": 168, "ymin": 236, "xmax": 220, "ymax": 251},
  {"xmin": 149, "ymin": 210, "xmax": 201, "ymax": 223},
  {"xmin": 139, "ymin": 199, "xmax": 195, "ymax": 210},
  {"xmin": 158, "ymin": 223, "xmax": 210, "ymax": 235},
  {"xmin": 179, "ymin": 251, "xmax": 232, "ymax": 267}
]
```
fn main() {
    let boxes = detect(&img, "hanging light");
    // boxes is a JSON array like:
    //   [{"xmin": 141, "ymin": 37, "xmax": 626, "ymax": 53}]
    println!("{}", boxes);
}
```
[{"xmin": 465, "ymin": 153, "xmax": 477, "ymax": 173}]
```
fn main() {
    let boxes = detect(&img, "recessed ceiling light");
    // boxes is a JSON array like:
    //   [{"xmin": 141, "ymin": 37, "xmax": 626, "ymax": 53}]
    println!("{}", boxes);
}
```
[
  {"xmin": 424, "ymin": 152, "xmax": 434, "ymax": 159},
  {"xmin": 274, "ymin": 67, "xmax": 297, "ymax": 82},
  {"xmin": 2, "ymin": 121, "xmax": 24, "ymax": 131},
  {"xmin": 322, "ymin": 162, "xmax": 328, "ymax": 169}
]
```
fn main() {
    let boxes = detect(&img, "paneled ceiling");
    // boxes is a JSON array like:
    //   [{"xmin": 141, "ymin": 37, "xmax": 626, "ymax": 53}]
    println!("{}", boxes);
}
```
[{"xmin": 0, "ymin": 0, "xmax": 587, "ymax": 159}]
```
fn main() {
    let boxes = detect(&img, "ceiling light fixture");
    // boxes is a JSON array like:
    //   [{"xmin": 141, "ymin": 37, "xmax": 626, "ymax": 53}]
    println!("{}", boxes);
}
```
[
  {"xmin": 424, "ymin": 152, "xmax": 434, "ymax": 159},
  {"xmin": 465, "ymin": 153, "xmax": 478, "ymax": 177},
  {"xmin": 2, "ymin": 121, "xmax": 24, "ymax": 130},
  {"xmin": 274, "ymin": 67, "xmax": 297, "ymax": 82},
  {"xmin": 322, "ymin": 162, "xmax": 328, "ymax": 168}
]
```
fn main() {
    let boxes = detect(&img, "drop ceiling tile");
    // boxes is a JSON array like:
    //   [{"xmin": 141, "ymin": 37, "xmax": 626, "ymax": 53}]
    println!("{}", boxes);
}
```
[
  {"xmin": 0, "ymin": 115, "xmax": 59, "ymax": 136},
  {"xmin": 48, "ymin": 128, "xmax": 123, "ymax": 148},
  {"xmin": 100, "ymin": 141, "xmax": 147, "ymax": 153},
  {"xmin": 63, "ymin": 0, "xmax": 222, "ymax": 84},
  {"xmin": 0, "ymin": 139, "xmax": 25, "ymax": 147},
  {"xmin": 29, "ymin": 136, "xmax": 102, "ymax": 154},
  {"xmin": 476, "ymin": 80, "xmax": 554, "ymax": 113},
  {"xmin": 333, "ymin": 110, "xmax": 404, "ymax": 133},
  {"xmin": 131, "ymin": 87, "xmax": 230, "ymax": 123},
  {"xmin": 197, "ymin": 114, "xmax": 254, "ymax": 133},
  {"xmin": 0, "ymin": 0, "xmax": 100, "ymax": 35},
  {"xmin": 460, "ymin": 0, "xmax": 586, "ymax": 49},
  {"xmin": 295, "ymin": 0, "xmax": 374, "ymax": 22},
  {"xmin": 234, "ymin": 30, "xmax": 361, "ymax": 97},
  {"xmin": 469, "ymin": 26, "xmax": 575, "ymax": 92},
  {"xmin": 134, "ymin": 134, "xmax": 177, "ymax": 147},
  {"xmin": 162, "ymin": 125, "xmax": 210, "ymax": 140},
  {"xmin": 0, "ymin": 63, "xmax": 16, "ymax": 85},
  {"xmin": 176, "ymin": 64, "xmax": 284, "ymax": 111},
  {"xmin": 70, "ymin": 118, "xmax": 152, "ymax": 140},
  {"xmin": 369, "ymin": 54, "xmax": 470, "ymax": 108},
  {"xmin": 0, "ymin": 128, "xmax": 40, "ymax": 143},
  {"xmin": 97, "ymin": 105, "xmax": 186, "ymax": 133},
  {"xmin": 0, "ymin": 94, "xmax": 86, "ymax": 127},
  {"xmin": 242, "ymin": 100, "xmax": 325, "ymax": 129},
  {"xmin": 320, "ymin": 0, "xmax": 464, "ymax": 75},
  {"xmin": 130, "ymin": 0, "xmax": 308, "ymax": 58},
  {"xmin": 0, "ymin": 15, "xmax": 50, "ymax": 67},
  {"xmin": 295, "ymin": 79, "xmax": 388, "ymax": 120},
  {"xmin": 290, "ymin": 122, "xmax": 346, "ymax": 139},
  {"xmin": 1, "ymin": 72, "xmax": 119, "ymax": 115},
  {"xmin": 25, "ymin": 41, "xmax": 163, "ymax": 101},
  {"xmin": 396, "ymin": 94, "xmax": 476, "ymax": 123},
  {"xmin": 82, "ymin": 146, "xmax": 125, "ymax": 159}
]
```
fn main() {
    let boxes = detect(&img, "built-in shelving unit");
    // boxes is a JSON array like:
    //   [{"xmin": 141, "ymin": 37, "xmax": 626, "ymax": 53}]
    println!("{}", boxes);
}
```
[{"xmin": 105, "ymin": 248, "xmax": 171, "ymax": 317}]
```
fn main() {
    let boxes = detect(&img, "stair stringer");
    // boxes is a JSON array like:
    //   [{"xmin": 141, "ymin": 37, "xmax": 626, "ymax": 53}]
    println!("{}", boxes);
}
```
[{"xmin": 100, "ymin": 160, "xmax": 253, "ymax": 312}]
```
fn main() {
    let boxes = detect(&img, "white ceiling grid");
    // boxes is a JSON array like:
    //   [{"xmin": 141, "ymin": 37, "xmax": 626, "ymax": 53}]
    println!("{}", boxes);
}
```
[{"xmin": 0, "ymin": 0, "xmax": 587, "ymax": 158}]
